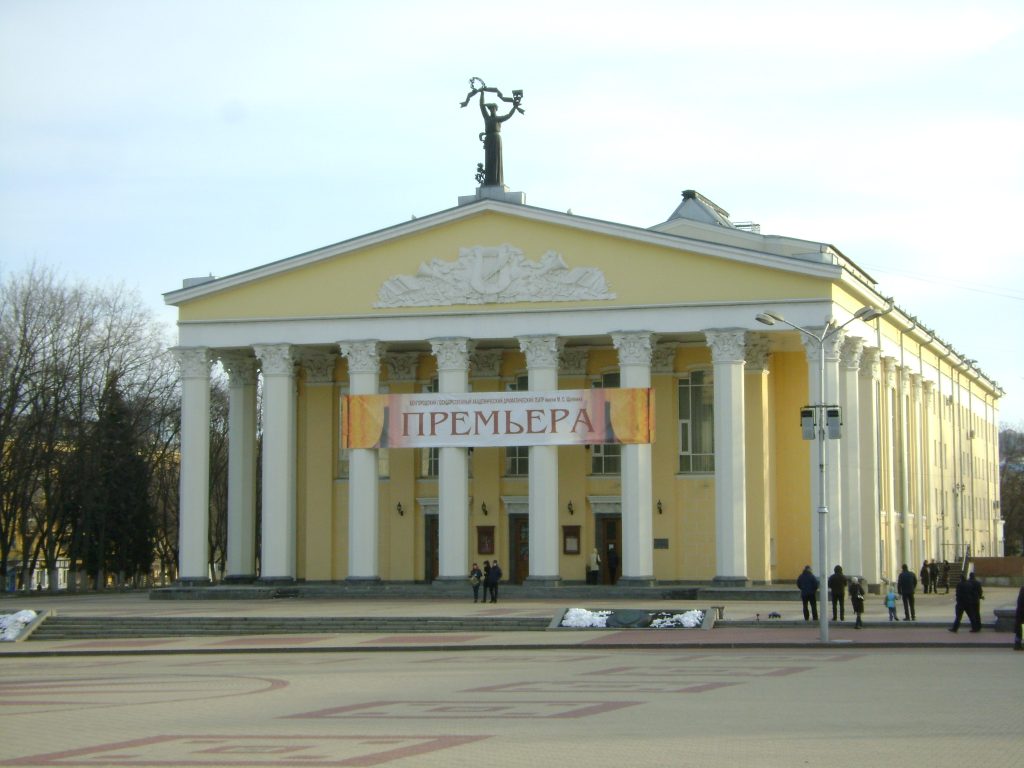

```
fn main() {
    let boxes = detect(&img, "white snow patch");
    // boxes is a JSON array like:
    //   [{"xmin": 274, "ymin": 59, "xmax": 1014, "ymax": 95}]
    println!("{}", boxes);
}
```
[
  {"xmin": 650, "ymin": 609, "xmax": 705, "ymax": 628},
  {"xmin": 0, "ymin": 609, "xmax": 38, "ymax": 641},
  {"xmin": 561, "ymin": 608, "xmax": 612, "ymax": 628}
]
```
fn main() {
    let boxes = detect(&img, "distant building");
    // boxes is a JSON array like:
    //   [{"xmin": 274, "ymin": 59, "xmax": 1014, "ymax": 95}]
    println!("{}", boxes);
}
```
[{"xmin": 165, "ymin": 188, "xmax": 1003, "ymax": 586}]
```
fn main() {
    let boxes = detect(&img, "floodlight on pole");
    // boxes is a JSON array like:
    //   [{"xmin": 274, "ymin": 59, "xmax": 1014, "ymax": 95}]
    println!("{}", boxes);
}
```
[{"xmin": 755, "ymin": 304, "xmax": 888, "ymax": 644}]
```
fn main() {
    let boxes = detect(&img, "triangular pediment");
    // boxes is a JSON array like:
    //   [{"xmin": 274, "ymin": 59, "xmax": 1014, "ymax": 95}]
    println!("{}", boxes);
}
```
[{"xmin": 167, "ymin": 201, "xmax": 840, "ymax": 322}]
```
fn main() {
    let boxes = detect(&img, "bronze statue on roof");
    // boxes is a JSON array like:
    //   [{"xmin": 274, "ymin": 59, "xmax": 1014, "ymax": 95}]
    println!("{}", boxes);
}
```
[{"xmin": 460, "ymin": 77, "xmax": 524, "ymax": 188}]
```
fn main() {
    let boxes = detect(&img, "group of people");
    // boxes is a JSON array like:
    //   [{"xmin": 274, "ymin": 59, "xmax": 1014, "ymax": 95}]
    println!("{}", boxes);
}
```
[
  {"xmin": 469, "ymin": 560, "xmax": 502, "ymax": 603},
  {"xmin": 796, "ymin": 561, "xmax": 942, "ymax": 629},
  {"xmin": 797, "ymin": 564, "xmax": 868, "ymax": 628},
  {"xmin": 919, "ymin": 559, "xmax": 951, "ymax": 594}
]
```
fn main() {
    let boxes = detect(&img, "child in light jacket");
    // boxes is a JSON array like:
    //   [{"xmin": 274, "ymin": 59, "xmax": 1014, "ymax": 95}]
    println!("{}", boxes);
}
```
[{"xmin": 885, "ymin": 586, "xmax": 899, "ymax": 621}]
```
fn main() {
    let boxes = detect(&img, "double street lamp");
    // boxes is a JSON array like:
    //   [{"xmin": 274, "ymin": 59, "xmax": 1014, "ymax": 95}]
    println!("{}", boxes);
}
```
[{"xmin": 756, "ymin": 305, "xmax": 885, "ymax": 643}]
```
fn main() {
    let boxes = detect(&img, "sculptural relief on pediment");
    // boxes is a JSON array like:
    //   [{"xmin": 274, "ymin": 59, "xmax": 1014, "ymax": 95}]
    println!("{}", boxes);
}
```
[{"xmin": 375, "ymin": 244, "xmax": 615, "ymax": 307}]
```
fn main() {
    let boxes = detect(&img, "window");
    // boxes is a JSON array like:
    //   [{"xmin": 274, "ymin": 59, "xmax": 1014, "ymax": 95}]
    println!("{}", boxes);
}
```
[
  {"xmin": 591, "ymin": 372, "xmax": 621, "ymax": 475},
  {"xmin": 562, "ymin": 525, "xmax": 581, "ymax": 555},
  {"xmin": 477, "ymin": 526, "xmax": 495, "ymax": 555},
  {"xmin": 505, "ymin": 374, "xmax": 530, "ymax": 476},
  {"xmin": 678, "ymin": 370, "xmax": 714, "ymax": 473},
  {"xmin": 420, "ymin": 379, "xmax": 440, "ymax": 478}
]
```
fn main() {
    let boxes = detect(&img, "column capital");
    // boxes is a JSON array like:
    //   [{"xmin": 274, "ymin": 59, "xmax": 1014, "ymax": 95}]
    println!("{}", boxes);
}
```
[
  {"xmin": 559, "ymin": 346, "xmax": 589, "ymax": 376},
  {"xmin": 338, "ymin": 340, "xmax": 381, "ymax": 374},
  {"xmin": 705, "ymin": 328, "xmax": 747, "ymax": 364},
  {"xmin": 172, "ymin": 346, "xmax": 211, "ymax": 379},
  {"xmin": 882, "ymin": 356, "xmax": 898, "ymax": 388},
  {"xmin": 430, "ymin": 337, "xmax": 473, "ymax": 371},
  {"xmin": 922, "ymin": 379, "xmax": 936, "ymax": 409},
  {"xmin": 383, "ymin": 351, "xmax": 420, "ymax": 381},
  {"xmin": 470, "ymin": 349, "xmax": 504, "ymax": 378},
  {"xmin": 218, "ymin": 351, "xmax": 258, "ymax": 386},
  {"xmin": 518, "ymin": 335, "xmax": 560, "ymax": 368},
  {"xmin": 801, "ymin": 327, "xmax": 845, "ymax": 363},
  {"xmin": 253, "ymin": 344, "xmax": 295, "ymax": 376},
  {"xmin": 301, "ymin": 351, "xmax": 338, "ymax": 384},
  {"xmin": 611, "ymin": 331, "xmax": 654, "ymax": 366},
  {"xmin": 744, "ymin": 334, "xmax": 771, "ymax": 373},
  {"xmin": 860, "ymin": 346, "xmax": 881, "ymax": 379},
  {"xmin": 910, "ymin": 372, "xmax": 923, "ymax": 399},
  {"xmin": 651, "ymin": 342, "xmax": 680, "ymax": 374},
  {"xmin": 840, "ymin": 336, "xmax": 865, "ymax": 370}
]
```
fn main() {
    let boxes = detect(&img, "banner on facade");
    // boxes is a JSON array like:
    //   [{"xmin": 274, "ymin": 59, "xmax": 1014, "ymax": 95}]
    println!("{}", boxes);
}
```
[{"xmin": 342, "ymin": 388, "xmax": 653, "ymax": 449}]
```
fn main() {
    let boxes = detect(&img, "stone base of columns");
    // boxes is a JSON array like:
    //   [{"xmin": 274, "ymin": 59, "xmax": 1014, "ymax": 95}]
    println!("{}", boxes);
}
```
[
  {"xmin": 259, "ymin": 577, "xmax": 298, "ymax": 586},
  {"xmin": 345, "ymin": 576, "xmax": 383, "ymax": 584},
  {"xmin": 222, "ymin": 575, "xmax": 257, "ymax": 584},
  {"xmin": 175, "ymin": 578, "xmax": 211, "ymax": 587},
  {"xmin": 616, "ymin": 576, "xmax": 656, "ymax": 587},
  {"xmin": 525, "ymin": 576, "xmax": 563, "ymax": 587},
  {"xmin": 712, "ymin": 576, "xmax": 751, "ymax": 587}
]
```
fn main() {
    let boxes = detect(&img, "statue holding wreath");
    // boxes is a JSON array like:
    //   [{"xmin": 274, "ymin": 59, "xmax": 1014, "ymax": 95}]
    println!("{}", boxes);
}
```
[{"xmin": 460, "ymin": 77, "xmax": 524, "ymax": 188}]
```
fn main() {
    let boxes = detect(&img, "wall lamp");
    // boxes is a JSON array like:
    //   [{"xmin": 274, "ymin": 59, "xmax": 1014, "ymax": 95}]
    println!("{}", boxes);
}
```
[
  {"xmin": 567, "ymin": 500, "xmax": 574, "ymax": 515},
  {"xmin": 396, "ymin": 502, "xmax": 404, "ymax": 516},
  {"xmin": 657, "ymin": 500, "xmax": 663, "ymax": 515},
  {"xmin": 481, "ymin": 502, "xmax": 488, "ymax": 516}
]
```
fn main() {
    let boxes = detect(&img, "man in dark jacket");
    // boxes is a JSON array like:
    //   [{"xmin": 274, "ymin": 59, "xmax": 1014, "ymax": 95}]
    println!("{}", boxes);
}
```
[
  {"xmin": 797, "ymin": 565, "xmax": 819, "ymax": 621},
  {"xmin": 965, "ymin": 571, "xmax": 984, "ymax": 632},
  {"xmin": 827, "ymin": 565, "xmax": 847, "ymax": 622},
  {"xmin": 485, "ymin": 560, "xmax": 502, "ymax": 603},
  {"xmin": 897, "ymin": 563, "xmax": 917, "ymax": 621},
  {"xmin": 949, "ymin": 573, "xmax": 975, "ymax": 632}
]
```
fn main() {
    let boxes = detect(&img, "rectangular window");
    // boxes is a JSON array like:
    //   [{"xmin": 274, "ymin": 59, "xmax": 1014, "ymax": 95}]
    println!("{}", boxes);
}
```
[
  {"xmin": 477, "ymin": 526, "xmax": 495, "ymax": 555},
  {"xmin": 562, "ymin": 525, "xmax": 581, "ymax": 555},
  {"xmin": 591, "ymin": 372, "xmax": 621, "ymax": 475},
  {"xmin": 505, "ymin": 374, "xmax": 530, "ymax": 476},
  {"xmin": 678, "ymin": 370, "xmax": 715, "ymax": 473},
  {"xmin": 420, "ymin": 379, "xmax": 440, "ymax": 478}
]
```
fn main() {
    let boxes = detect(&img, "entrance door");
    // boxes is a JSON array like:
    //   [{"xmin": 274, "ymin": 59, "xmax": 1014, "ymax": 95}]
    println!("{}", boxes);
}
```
[
  {"xmin": 425, "ymin": 514, "xmax": 438, "ymax": 583},
  {"xmin": 509, "ymin": 514, "xmax": 529, "ymax": 584},
  {"xmin": 595, "ymin": 515, "xmax": 622, "ymax": 584}
]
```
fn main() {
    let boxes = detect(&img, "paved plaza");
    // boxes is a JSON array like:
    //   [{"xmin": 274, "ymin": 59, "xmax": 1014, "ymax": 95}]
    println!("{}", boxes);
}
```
[{"xmin": 1, "ymin": 589, "xmax": 1021, "ymax": 767}]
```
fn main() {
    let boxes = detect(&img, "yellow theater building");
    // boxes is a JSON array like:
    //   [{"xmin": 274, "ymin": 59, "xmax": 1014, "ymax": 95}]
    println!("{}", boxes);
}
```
[{"xmin": 165, "ymin": 187, "xmax": 1003, "ymax": 589}]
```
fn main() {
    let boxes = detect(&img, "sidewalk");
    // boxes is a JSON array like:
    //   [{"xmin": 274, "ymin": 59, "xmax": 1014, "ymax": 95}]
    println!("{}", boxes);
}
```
[{"xmin": 3, "ymin": 586, "xmax": 1018, "ymax": 656}]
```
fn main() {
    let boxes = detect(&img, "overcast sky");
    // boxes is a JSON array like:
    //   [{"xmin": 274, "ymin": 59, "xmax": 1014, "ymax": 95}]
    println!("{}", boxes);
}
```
[{"xmin": 1, "ymin": 1, "xmax": 1022, "ymax": 425}]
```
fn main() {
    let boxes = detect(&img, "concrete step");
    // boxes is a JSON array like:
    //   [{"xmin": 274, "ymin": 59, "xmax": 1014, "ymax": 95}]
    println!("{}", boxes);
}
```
[{"xmin": 28, "ymin": 615, "xmax": 551, "ymax": 641}]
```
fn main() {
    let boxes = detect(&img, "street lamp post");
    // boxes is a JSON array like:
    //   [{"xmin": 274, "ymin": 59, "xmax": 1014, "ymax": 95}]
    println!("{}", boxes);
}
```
[{"xmin": 756, "ymin": 306, "xmax": 884, "ymax": 643}]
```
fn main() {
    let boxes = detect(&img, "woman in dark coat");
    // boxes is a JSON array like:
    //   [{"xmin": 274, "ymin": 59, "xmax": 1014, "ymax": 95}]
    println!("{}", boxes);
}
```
[{"xmin": 849, "ymin": 578, "xmax": 866, "ymax": 629}]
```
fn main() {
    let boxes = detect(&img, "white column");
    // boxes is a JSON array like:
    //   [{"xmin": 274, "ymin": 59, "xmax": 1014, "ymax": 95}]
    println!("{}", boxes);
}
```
[
  {"xmin": 898, "ymin": 367, "xmax": 913, "ymax": 568},
  {"xmin": 518, "ymin": 335, "xmax": 561, "ymax": 584},
  {"xmin": 706, "ymin": 329, "xmax": 748, "ymax": 584},
  {"xmin": 174, "ymin": 347, "xmax": 211, "ymax": 583},
  {"xmin": 744, "ymin": 334, "xmax": 772, "ymax": 583},
  {"xmin": 840, "ymin": 336, "xmax": 864, "ymax": 576},
  {"xmin": 922, "ymin": 380, "xmax": 936, "ymax": 559},
  {"xmin": 802, "ymin": 328, "xmax": 844, "ymax": 574},
  {"xmin": 339, "ymin": 341, "xmax": 382, "ymax": 580},
  {"xmin": 910, "ymin": 373, "xmax": 924, "ymax": 566},
  {"xmin": 859, "ymin": 347, "xmax": 882, "ymax": 584},
  {"xmin": 430, "ymin": 338, "xmax": 472, "ymax": 581},
  {"xmin": 611, "ymin": 331, "xmax": 654, "ymax": 584},
  {"xmin": 253, "ymin": 343, "xmax": 297, "ymax": 582},
  {"xmin": 219, "ymin": 352, "xmax": 258, "ymax": 581},
  {"xmin": 882, "ymin": 356, "xmax": 899, "ymax": 578}
]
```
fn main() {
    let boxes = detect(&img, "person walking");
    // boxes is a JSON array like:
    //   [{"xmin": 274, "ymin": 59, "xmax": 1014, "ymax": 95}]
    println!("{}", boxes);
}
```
[
  {"xmin": 949, "ymin": 573, "xmax": 973, "ymax": 632},
  {"xmin": 481, "ymin": 560, "xmax": 491, "ymax": 602},
  {"xmin": 587, "ymin": 548, "xmax": 601, "ymax": 585},
  {"xmin": 606, "ymin": 545, "xmax": 620, "ymax": 585},
  {"xmin": 827, "ymin": 565, "xmax": 847, "ymax": 622},
  {"xmin": 885, "ymin": 585, "xmax": 899, "ymax": 621},
  {"xmin": 797, "ymin": 565, "xmax": 819, "ymax": 621},
  {"xmin": 941, "ymin": 561, "xmax": 951, "ymax": 594},
  {"xmin": 966, "ymin": 571, "xmax": 984, "ymax": 632},
  {"xmin": 849, "ymin": 577, "xmax": 866, "ymax": 629},
  {"xmin": 897, "ymin": 563, "xmax": 917, "ymax": 621},
  {"xmin": 486, "ymin": 559, "xmax": 502, "ymax": 603},
  {"xmin": 469, "ymin": 562, "xmax": 483, "ymax": 603},
  {"xmin": 929, "ymin": 560, "xmax": 939, "ymax": 594},
  {"xmin": 920, "ymin": 560, "xmax": 931, "ymax": 594}
]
